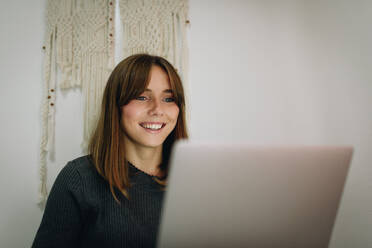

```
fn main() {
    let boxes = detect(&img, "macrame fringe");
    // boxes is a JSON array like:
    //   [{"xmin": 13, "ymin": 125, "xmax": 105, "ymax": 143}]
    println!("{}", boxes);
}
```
[{"xmin": 38, "ymin": 0, "xmax": 114, "ymax": 205}]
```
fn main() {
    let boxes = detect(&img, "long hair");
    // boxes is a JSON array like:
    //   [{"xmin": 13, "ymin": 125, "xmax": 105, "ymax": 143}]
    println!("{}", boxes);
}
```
[{"xmin": 89, "ymin": 54, "xmax": 188, "ymax": 202}]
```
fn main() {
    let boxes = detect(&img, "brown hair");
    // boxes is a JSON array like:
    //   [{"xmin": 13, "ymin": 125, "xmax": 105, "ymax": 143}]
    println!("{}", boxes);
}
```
[{"xmin": 89, "ymin": 54, "xmax": 188, "ymax": 202}]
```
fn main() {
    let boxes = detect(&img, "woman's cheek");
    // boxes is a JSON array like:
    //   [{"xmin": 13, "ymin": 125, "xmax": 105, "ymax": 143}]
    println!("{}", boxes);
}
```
[
  {"xmin": 122, "ymin": 102, "xmax": 142, "ymax": 120},
  {"xmin": 170, "ymin": 105, "xmax": 180, "ymax": 120}
]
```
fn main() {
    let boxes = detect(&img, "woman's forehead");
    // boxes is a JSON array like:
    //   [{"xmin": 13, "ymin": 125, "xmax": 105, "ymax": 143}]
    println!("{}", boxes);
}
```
[{"xmin": 145, "ymin": 66, "xmax": 171, "ymax": 92}]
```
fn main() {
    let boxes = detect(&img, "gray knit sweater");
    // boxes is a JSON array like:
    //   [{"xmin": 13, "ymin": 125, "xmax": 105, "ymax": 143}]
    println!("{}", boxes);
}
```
[{"xmin": 32, "ymin": 156, "xmax": 165, "ymax": 248}]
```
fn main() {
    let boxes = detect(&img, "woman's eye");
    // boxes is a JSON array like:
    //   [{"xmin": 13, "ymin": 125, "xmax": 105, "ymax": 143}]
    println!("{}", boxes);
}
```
[
  {"xmin": 136, "ymin": 96, "xmax": 147, "ymax": 101},
  {"xmin": 164, "ymin": 97, "xmax": 175, "ymax": 103}
]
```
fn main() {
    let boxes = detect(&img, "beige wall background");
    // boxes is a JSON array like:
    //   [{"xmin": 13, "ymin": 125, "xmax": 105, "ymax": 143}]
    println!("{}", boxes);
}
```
[{"xmin": 0, "ymin": 0, "xmax": 371, "ymax": 247}]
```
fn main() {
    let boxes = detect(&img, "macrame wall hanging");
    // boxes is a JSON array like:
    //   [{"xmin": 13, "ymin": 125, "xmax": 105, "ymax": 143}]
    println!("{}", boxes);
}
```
[
  {"xmin": 119, "ymin": 0, "xmax": 189, "ymax": 83},
  {"xmin": 39, "ymin": 0, "xmax": 115, "ymax": 204},
  {"xmin": 39, "ymin": 0, "xmax": 189, "ymax": 205}
]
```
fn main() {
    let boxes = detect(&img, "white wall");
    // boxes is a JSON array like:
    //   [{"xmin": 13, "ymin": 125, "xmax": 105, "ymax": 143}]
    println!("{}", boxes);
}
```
[
  {"xmin": 0, "ymin": 0, "xmax": 44, "ymax": 247},
  {"xmin": 188, "ymin": 1, "xmax": 372, "ymax": 247},
  {"xmin": 0, "ymin": 0, "xmax": 371, "ymax": 247}
]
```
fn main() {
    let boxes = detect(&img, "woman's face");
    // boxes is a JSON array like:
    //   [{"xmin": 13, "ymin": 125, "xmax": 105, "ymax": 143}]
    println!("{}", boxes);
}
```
[{"xmin": 121, "ymin": 65, "xmax": 179, "ymax": 149}]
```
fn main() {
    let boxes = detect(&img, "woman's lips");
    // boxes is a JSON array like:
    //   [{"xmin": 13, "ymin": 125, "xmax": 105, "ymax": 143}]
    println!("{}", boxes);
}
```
[{"xmin": 139, "ymin": 122, "xmax": 166, "ymax": 134}]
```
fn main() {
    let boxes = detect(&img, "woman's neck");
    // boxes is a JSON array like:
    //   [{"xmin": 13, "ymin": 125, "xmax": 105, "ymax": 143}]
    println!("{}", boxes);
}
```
[{"xmin": 124, "ymin": 140, "xmax": 163, "ymax": 177}]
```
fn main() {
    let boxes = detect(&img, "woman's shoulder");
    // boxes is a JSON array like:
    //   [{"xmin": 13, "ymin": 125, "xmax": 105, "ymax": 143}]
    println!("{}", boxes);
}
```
[
  {"xmin": 54, "ymin": 155, "xmax": 104, "ymax": 191},
  {"xmin": 66, "ymin": 155, "xmax": 95, "ymax": 174},
  {"xmin": 51, "ymin": 155, "xmax": 109, "ymax": 204}
]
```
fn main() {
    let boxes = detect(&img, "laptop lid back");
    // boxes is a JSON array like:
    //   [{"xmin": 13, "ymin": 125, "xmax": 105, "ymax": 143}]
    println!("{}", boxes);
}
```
[{"xmin": 157, "ymin": 143, "xmax": 353, "ymax": 248}]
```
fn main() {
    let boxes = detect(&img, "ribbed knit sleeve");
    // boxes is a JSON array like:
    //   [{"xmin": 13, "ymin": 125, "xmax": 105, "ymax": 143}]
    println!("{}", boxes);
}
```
[{"xmin": 32, "ymin": 161, "xmax": 85, "ymax": 248}]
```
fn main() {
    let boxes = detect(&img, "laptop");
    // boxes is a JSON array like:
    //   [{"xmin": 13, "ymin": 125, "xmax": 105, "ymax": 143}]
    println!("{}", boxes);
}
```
[{"xmin": 156, "ymin": 142, "xmax": 353, "ymax": 248}]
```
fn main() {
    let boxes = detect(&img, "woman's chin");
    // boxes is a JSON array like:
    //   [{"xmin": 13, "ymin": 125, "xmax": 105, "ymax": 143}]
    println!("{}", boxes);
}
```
[{"xmin": 140, "ymin": 140, "xmax": 165, "ymax": 149}]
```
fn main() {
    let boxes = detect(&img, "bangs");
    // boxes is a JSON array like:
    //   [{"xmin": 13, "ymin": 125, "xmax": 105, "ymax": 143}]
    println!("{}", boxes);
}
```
[
  {"xmin": 158, "ymin": 63, "xmax": 185, "ymax": 108},
  {"xmin": 118, "ymin": 58, "xmax": 184, "ymax": 108},
  {"xmin": 117, "ymin": 57, "xmax": 152, "ymax": 106},
  {"xmin": 168, "ymin": 76, "xmax": 183, "ymax": 107}
]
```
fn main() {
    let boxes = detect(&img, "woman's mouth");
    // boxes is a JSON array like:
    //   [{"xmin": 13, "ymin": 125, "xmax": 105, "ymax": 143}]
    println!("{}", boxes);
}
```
[{"xmin": 139, "ymin": 122, "xmax": 166, "ymax": 133}]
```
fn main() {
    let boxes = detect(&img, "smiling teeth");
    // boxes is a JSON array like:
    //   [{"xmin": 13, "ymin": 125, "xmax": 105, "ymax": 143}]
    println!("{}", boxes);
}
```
[{"xmin": 141, "ymin": 123, "xmax": 163, "ymax": 130}]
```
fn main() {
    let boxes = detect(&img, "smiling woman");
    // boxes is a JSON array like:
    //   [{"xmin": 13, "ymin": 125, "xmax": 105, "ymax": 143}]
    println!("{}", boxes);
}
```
[
  {"xmin": 32, "ymin": 54, "xmax": 188, "ymax": 248},
  {"xmin": 121, "ymin": 66, "xmax": 180, "ymax": 173},
  {"xmin": 91, "ymin": 54, "xmax": 188, "ymax": 200}
]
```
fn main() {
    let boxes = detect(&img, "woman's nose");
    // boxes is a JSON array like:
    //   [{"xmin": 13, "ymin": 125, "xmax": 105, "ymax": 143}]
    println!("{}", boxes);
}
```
[{"xmin": 148, "ymin": 99, "xmax": 164, "ymax": 116}]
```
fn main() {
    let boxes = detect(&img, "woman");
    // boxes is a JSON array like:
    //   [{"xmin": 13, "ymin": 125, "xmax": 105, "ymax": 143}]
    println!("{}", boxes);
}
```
[{"xmin": 32, "ymin": 54, "xmax": 188, "ymax": 248}]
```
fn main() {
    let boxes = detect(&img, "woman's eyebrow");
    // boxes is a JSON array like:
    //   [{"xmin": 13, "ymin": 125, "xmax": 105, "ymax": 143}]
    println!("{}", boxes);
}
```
[{"xmin": 144, "ymin": 89, "xmax": 173, "ymax": 93}]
